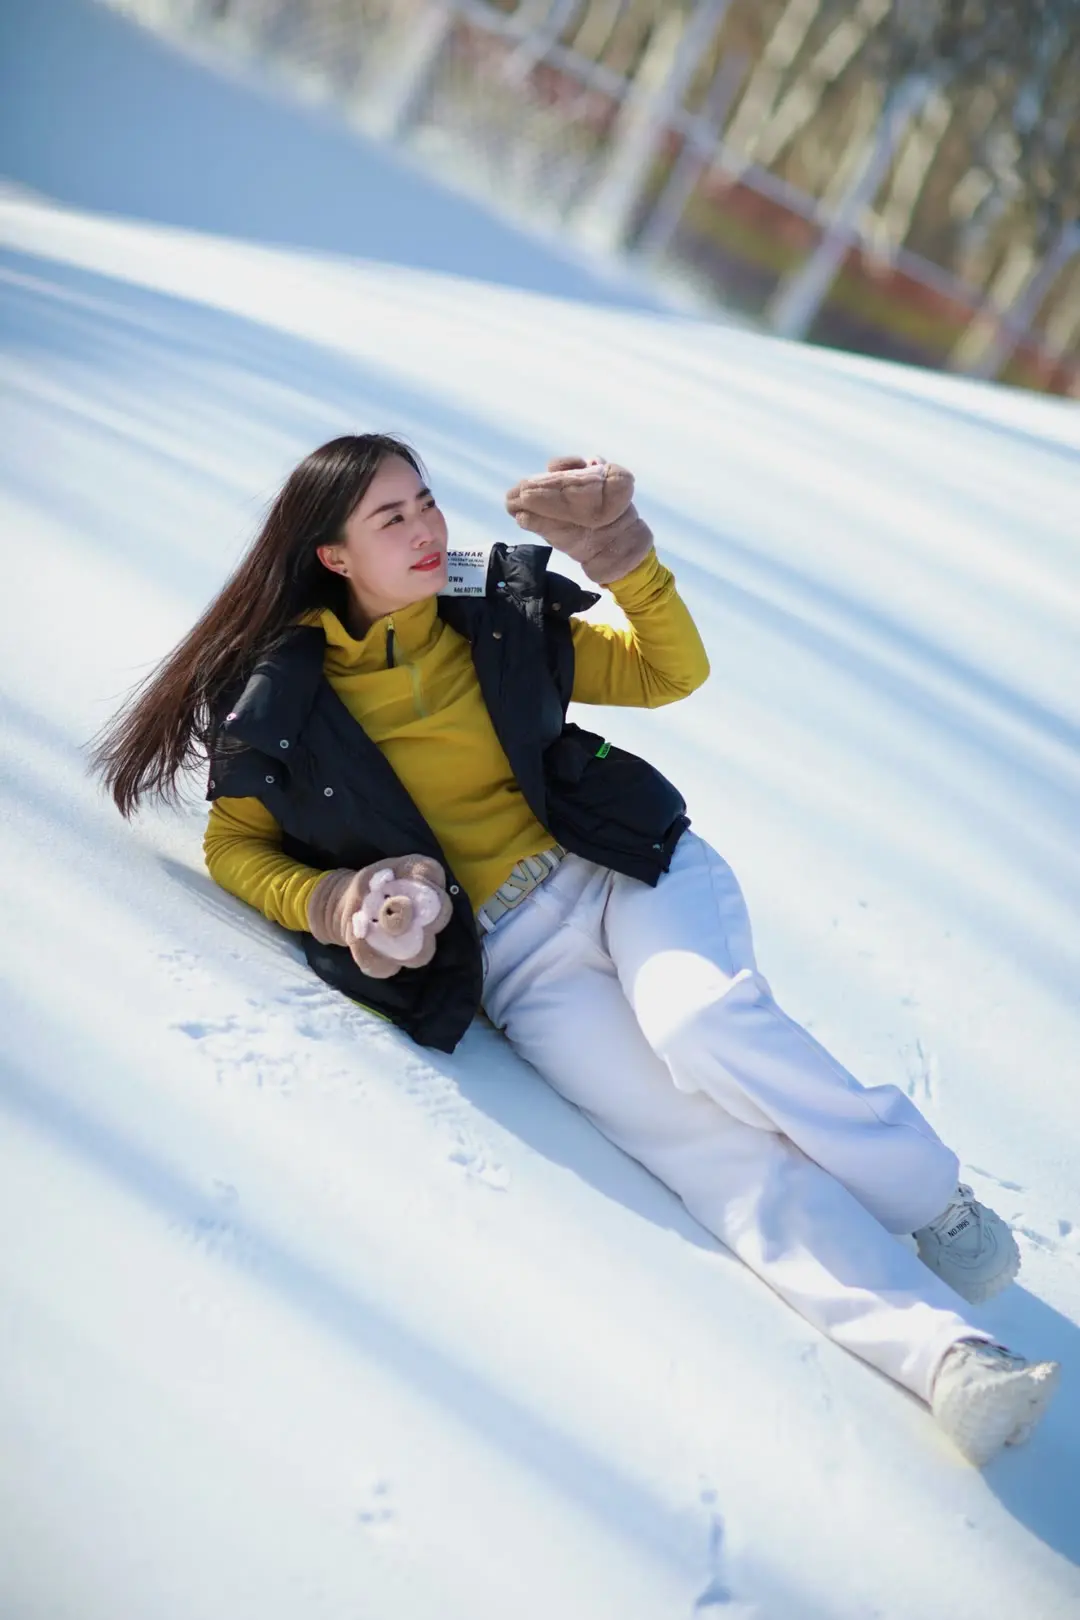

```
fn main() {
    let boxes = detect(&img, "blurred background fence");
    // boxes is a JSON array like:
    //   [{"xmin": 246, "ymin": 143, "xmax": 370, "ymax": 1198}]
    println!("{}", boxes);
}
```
[{"xmin": 103, "ymin": 0, "xmax": 1080, "ymax": 395}]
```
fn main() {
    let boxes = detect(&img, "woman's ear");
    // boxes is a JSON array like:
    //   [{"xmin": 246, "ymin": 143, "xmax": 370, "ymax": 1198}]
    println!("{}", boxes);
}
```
[{"xmin": 316, "ymin": 543, "xmax": 348, "ymax": 577}]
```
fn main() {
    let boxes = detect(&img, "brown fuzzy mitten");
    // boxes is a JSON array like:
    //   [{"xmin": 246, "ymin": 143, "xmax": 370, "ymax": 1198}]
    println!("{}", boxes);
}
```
[
  {"xmin": 504, "ymin": 456, "xmax": 654, "ymax": 586},
  {"xmin": 307, "ymin": 856, "xmax": 454, "ymax": 979}
]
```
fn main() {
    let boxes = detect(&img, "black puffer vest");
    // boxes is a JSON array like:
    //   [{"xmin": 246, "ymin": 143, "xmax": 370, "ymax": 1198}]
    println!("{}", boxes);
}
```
[{"xmin": 206, "ymin": 543, "xmax": 690, "ymax": 1051}]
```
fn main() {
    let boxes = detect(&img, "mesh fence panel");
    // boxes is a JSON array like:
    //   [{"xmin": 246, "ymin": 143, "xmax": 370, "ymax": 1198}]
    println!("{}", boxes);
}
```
[{"xmin": 99, "ymin": 0, "xmax": 1079, "ymax": 393}]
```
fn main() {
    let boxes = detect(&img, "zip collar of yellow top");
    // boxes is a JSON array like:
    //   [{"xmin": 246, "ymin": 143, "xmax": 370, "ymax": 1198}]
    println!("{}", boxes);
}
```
[
  {"xmin": 298, "ymin": 544, "xmax": 667, "ymax": 674},
  {"xmin": 298, "ymin": 599, "xmax": 441, "ymax": 674}
]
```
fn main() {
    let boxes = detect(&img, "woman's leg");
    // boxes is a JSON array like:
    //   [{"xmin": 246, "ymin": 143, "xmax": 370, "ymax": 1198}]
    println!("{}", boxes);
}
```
[
  {"xmin": 602, "ymin": 833, "xmax": 960, "ymax": 1235},
  {"xmin": 481, "ymin": 859, "xmax": 986, "ymax": 1402}
]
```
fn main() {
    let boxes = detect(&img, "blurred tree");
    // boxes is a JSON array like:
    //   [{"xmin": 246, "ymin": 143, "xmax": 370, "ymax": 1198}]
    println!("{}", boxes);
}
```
[
  {"xmin": 733, "ymin": 0, "xmax": 889, "ymax": 174},
  {"xmin": 949, "ymin": 0, "xmax": 1080, "ymax": 374},
  {"xmin": 123, "ymin": 0, "xmax": 1079, "ymax": 385},
  {"xmin": 577, "ymin": 0, "xmax": 733, "ymax": 252}
]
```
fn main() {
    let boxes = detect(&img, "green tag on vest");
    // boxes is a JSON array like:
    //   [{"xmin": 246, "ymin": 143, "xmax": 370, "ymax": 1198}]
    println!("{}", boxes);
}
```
[{"xmin": 595, "ymin": 740, "xmax": 612, "ymax": 759}]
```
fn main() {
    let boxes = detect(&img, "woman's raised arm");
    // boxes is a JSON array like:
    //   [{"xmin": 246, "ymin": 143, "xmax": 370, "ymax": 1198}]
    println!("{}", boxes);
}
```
[{"xmin": 570, "ymin": 549, "xmax": 710, "ymax": 708}]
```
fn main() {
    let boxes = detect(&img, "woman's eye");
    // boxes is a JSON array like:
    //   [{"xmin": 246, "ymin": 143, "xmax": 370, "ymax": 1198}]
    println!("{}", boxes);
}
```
[{"xmin": 382, "ymin": 498, "xmax": 436, "ymax": 528}]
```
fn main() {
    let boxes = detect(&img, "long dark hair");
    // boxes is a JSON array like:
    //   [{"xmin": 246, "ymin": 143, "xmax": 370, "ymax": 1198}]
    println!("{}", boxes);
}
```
[{"xmin": 89, "ymin": 432, "xmax": 424, "ymax": 817}]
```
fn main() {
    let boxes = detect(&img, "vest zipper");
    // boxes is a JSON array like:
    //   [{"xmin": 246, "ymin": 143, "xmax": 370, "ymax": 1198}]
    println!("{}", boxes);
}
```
[{"xmin": 386, "ymin": 620, "xmax": 395, "ymax": 669}]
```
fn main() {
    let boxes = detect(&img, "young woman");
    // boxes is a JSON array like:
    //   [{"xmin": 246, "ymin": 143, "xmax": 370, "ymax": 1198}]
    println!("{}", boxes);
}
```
[{"xmin": 93, "ymin": 432, "xmax": 1059, "ymax": 1467}]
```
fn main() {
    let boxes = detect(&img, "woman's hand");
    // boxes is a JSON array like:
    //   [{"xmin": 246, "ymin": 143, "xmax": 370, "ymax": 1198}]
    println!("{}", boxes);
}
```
[
  {"xmin": 307, "ymin": 856, "xmax": 454, "ymax": 978},
  {"xmin": 505, "ymin": 457, "xmax": 653, "ymax": 586}
]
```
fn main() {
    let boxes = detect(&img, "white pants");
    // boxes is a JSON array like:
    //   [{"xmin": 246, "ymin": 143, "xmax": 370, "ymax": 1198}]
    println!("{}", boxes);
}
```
[{"xmin": 481, "ymin": 833, "xmax": 987, "ymax": 1402}]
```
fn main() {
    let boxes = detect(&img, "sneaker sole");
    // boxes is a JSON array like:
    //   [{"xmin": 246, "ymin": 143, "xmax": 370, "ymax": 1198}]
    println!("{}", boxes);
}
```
[
  {"xmin": 938, "ymin": 1360, "xmax": 1060, "ymax": 1467},
  {"xmin": 920, "ymin": 1230, "xmax": 1021, "ymax": 1305},
  {"xmin": 947, "ymin": 1238, "xmax": 1022, "ymax": 1304}
]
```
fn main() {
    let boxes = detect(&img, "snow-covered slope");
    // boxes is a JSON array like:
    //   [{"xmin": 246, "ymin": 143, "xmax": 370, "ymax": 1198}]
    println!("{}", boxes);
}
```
[
  {"xmin": 2, "ymin": 7, "xmax": 1080, "ymax": 1620},
  {"xmin": 0, "ymin": 0, "xmax": 660, "ymax": 311}
]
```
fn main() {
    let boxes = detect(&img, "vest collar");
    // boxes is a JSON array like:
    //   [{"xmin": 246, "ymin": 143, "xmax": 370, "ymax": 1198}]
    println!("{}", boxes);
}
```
[
  {"xmin": 437, "ymin": 542, "xmax": 599, "ymax": 637},
  {"xmin": 219, "ymin": 625, "xmax": 326, "ymax": 757},
  {"xmin": 219, "ymin": 545, "xmax": 600, "ymax": 756}
]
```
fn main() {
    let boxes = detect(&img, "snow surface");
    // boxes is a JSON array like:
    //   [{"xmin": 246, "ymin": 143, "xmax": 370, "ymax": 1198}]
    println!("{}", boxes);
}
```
[
  {"xmin": 0, "ymin": 0, "xmax": 662, "ymax": 312},
  {"xmin": 2, "ymin": 4, "xmax": 1080, "ymax": 1618}
]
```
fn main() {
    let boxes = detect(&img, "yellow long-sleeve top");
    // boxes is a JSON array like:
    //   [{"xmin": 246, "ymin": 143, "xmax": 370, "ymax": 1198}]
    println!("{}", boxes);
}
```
[{"xmin": 204, "ymin": 548, "xmax": 709, "ymax": 928}]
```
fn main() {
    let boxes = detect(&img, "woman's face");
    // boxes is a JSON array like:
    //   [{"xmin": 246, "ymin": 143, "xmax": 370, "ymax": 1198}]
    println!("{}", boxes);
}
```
[{"xmin": 317, "ymin": 454, "xmax": 449, "ymax": 629}]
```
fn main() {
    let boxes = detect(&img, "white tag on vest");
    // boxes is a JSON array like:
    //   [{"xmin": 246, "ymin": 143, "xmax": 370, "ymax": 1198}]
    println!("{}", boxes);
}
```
[{"xmin": 441, "ymin": 544, "xmax": 490, "ymax": 597}]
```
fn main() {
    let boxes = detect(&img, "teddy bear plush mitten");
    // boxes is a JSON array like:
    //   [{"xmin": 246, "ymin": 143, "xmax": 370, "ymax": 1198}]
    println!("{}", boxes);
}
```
[
  {"xmin": 306, "ymin": 856, "xmax": 454, "ymax": 979},
  {"xmin": 504, "ymin": 456, "xmax": 653, "ymax": 586}
]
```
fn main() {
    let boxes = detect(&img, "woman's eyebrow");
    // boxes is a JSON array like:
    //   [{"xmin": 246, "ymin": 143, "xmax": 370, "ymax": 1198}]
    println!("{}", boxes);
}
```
[{"xmin": 367, "ymin": 485, "xmax": 433, "ymax": 519}]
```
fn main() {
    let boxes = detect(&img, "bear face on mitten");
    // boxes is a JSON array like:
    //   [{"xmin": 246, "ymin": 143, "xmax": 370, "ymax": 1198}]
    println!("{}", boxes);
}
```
[
  {"xmin": 351, "ymin": 867, "xmax": 453, "ymax": 965},
  {"xmin": 306, "ymin": 855, "xmax": 454, "ymax": 979}
]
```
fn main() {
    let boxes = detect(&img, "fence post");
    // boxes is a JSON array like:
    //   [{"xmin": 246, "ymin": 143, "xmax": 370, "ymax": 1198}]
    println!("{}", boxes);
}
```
[
  {"xmin": 636, "ymin": 49, "xmax": 748, "ymax": 267},
  {"xmin": 359, "ymin": 0, "xmax": 457, "ymax": 142},
  {"xmin": 766, "ymin": 72, "xmax": 932, "ymax": 341},
  {"xmin": 577, "ymin": 0, "xmax": 731, "ymax": 255}
]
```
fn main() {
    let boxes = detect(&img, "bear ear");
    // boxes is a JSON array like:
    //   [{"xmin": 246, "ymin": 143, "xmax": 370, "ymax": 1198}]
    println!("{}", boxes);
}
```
[
  {"xmin": 413, "ymin": 887, "xmax": 444, "ymax": 925},
  {"xmin": 403, "ymin": 856, "xmax": 447, "ymax": 890}
]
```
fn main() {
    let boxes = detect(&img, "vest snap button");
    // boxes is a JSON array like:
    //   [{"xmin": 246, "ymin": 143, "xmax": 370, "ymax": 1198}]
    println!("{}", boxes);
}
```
[
  {"xmin": 324, "ymin": 786, "xmax": 334, "ymax": 797},
  {"xmin": 265, "ymin": 774, "xmax": 275, "ymax": 784},
  {"xmin": 551, "ymin": 602, "xmax": 561, "ymax": 612},
  {"xmin": 492, "ymin": 630, "xmax": 503, "ymax": 640},
  {"xmin": 449, "ymin": 884, "xmax": 460, "ymax": 896},
  {"xmin": 279, "ymin": 739, "xmax": 289, "ymax": 749},
  {"xmin": 208, "ymin": 779, "xmax": 215, "ymax": 791}
]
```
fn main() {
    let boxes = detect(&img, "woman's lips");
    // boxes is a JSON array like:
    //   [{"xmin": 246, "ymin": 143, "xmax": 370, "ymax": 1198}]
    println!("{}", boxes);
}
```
[{"xmin": 411, "ymin": 553, "xmax": 443, "ymax": 572}]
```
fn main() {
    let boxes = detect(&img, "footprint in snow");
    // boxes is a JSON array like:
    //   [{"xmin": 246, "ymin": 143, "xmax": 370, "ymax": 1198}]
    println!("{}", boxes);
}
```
[
  {"xmin": 394, "ymin": 1072, "xmax": 511, "ymax": 1189},
  {"xmin": 960, "ymin": 1167, "xmax": 1078, "ymax": 1259},
  {"xmin": 1015, "ymin": 1224, "xmax": 1057, "ymax": 1254},
  {"xmin": 901, "ymin": 1039, "xmax": 937, "ymax": 1106},
  {"xmin": 170, "ymin": 1181, "xmax": 256, "ymax": 1330},
  {"xmin": 173, "ymin": 1010, "xmax": 302, "ymax": 1094},
  {"xmin": 172, "ymin": 1016, "xmax": 239, "ymax": 1041},
  {"xmin": 189, "ymin": 1180, "xmax": 249, "ymax": 1262},
  {"xmin": 355, "ymin": 1479, "xmax": 396, "ymax": 1535},
  {"xmin": 692, "ymin": 1488, "xmax": 761, "ymax": 1617},
  {"xmin": 449, "ymin": 1134, "xmax": 510, "ymax": 1191},
  {"xmin": 798, "ymin": 1341, "xmax": 834, "ymax": 1415},
  {"xmin": 967, "ymin": 1163, "xmax": 1025, "ymax": 1194}
]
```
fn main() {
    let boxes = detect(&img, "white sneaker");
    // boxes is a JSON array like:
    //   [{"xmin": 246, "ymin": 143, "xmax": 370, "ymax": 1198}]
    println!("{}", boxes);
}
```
[
  {"xmin": 932, "ymin": 1339, "xmax": 1060, "ymax": 1466},
  {"xmin": 913, "ymin": 1184, "xmax": 1020, "ymax": 1302}
]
